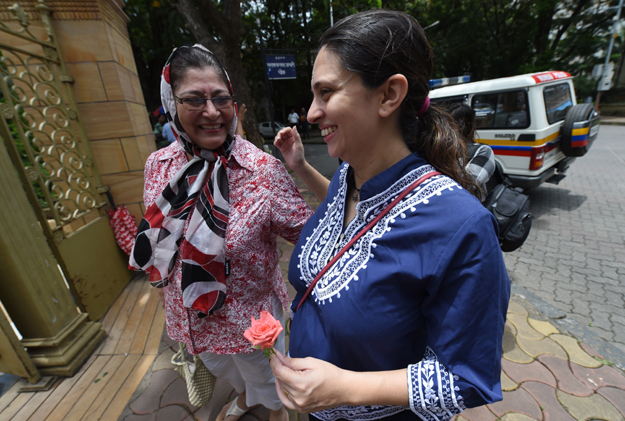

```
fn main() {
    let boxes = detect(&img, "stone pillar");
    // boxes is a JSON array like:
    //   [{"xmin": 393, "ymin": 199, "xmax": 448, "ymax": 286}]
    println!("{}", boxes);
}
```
[{"xmin": 0, "ymin": 134, "xmax": 105, "ymax": 378}]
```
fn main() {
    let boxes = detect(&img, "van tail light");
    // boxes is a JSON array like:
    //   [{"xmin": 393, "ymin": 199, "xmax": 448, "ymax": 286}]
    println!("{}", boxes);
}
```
[{"xmin": 529, "ymin": 146, "xmax": 545, "ymax": 170}]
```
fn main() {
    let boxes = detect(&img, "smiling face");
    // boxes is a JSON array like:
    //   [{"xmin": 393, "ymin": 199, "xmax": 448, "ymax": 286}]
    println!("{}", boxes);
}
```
[
  {"xmin": 174, "ymin": 66, "xmax": 234, "ymax": 150},
  {"xmin": 308, "ymin": 47, "xmax": 382, "ymax": 162}
]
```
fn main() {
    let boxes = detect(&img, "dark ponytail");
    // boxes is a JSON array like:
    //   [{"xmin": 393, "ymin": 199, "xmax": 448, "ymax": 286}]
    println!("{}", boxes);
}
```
[{"xmin": 319, "ymin": 10, "xmax": 480, "ymax": 197}]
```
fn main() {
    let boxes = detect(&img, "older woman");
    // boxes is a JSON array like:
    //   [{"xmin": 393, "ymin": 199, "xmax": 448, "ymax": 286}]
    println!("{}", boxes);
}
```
[
  {"xmin": 130, "ymin": 44, "xmax": 312, "ymax": 421},
  {"xmin": 271, "ymin": 10, "xmax": 510, "ymax": 421}
]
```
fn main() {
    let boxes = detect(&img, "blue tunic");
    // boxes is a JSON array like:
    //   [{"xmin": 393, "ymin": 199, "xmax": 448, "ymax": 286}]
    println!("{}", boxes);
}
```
[{"xmin": 288, "ymin": 153, "xmax": 510, "ymax": 421}]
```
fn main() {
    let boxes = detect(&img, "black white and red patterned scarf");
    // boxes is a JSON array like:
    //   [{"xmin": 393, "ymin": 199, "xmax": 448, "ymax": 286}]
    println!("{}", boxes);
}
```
[{"xmin": 129, "ymin": 44, "xmax": 238, "ymax": 318}]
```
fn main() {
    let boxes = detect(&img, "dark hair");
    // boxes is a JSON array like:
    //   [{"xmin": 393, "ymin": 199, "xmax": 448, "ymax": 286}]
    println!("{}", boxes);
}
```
[
  {"xmin": 319, "ymin": 10, "xmax": 479, "ymax": 196},
  {"xmin": 169, "ymin": 45, "xmax": 230, "ymax": 95},
  {"xmin": 447, "ymin": 102, "xmax": 476, "ymax": 146}
]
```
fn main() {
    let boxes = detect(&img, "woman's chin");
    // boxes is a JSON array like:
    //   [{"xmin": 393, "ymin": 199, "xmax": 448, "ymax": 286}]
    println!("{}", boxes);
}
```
[{"xmin": 192, "ymin": 134, "xmax": 228, "ymax": 150}]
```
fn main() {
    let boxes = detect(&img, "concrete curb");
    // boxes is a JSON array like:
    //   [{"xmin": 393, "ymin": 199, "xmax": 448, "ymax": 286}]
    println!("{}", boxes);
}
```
[{"xmin": 512, "ymin": 284, "xmax": 625, "ymax": 372}]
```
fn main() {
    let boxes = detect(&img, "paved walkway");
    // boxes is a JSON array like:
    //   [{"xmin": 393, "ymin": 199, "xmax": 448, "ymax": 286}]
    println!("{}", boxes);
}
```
[
  {"xmin": 503, "ymin": 124, "xmax": 625, "ymax": 370},
  {"xmin": 118, "ymin": 171, "xmax": 625, "ymax": 421}
]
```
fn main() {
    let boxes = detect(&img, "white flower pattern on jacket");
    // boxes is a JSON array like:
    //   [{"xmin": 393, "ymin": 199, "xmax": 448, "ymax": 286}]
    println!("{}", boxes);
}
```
[{"xmin": 143, "ymin": 138, "xmax": 312, "ymax": 355}]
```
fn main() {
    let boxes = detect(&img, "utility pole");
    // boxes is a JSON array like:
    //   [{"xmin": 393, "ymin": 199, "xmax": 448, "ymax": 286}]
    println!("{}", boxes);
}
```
[{"xmin": 596, "ymin": 0, "xmax": 624, "ymax": 111}]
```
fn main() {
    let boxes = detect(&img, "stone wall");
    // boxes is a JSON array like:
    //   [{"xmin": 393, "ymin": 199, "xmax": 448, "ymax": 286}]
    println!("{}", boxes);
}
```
[{"xmin": 0, "ymin": 0, "xmax": 154, "ymax": 224}]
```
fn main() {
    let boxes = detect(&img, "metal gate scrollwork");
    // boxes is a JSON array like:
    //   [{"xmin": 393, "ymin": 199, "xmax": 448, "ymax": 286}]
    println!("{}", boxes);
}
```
[{"xmin": 0, "ymin": 0, "xmax": 108, "ymax": 245}]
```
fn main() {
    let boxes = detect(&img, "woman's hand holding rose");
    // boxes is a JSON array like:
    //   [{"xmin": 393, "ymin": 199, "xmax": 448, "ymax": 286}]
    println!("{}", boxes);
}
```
[{"xmin": 270, "ymin": 350, "xmax": 352, "ymax": 413}]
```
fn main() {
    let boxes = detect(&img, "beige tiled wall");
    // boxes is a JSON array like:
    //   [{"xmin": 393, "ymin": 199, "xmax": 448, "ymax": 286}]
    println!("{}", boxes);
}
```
[{"xmin": 0, "ymin": 0, "xmax": 152, "ymax": 227}]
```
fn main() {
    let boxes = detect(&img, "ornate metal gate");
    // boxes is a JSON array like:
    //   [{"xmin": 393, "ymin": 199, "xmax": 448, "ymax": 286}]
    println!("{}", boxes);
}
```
[{"xmin": 0, "ymin": 0, "xmax": 132, "ymax": 321}]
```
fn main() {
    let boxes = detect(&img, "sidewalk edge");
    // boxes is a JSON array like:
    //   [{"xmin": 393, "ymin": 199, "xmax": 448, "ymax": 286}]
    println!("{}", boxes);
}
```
[{"xmin": 512, "ymin": 284, "xmax": 625, "ymax": 372}]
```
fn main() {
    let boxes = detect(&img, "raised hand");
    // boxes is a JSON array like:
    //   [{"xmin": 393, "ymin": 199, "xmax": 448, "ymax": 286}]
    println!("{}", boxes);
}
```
[{"xmin": 274, "ymin": 126, "xmax": 306, "ymax": 172}]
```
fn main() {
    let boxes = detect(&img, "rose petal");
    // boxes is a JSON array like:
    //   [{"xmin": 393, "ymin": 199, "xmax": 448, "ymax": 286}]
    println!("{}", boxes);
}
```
[{"xmin": 243, "ymin": 311, "xmax": 283, "ymax": 351}]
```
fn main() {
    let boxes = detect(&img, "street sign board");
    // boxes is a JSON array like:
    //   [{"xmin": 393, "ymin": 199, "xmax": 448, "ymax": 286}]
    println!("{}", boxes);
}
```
[
  {"xmin": 266, "ymin": 55, "xmax": 296, "ymax": 80},
  {"xmin": 598, "ymin": 62, "xmax": 615, "ymax": 92}
]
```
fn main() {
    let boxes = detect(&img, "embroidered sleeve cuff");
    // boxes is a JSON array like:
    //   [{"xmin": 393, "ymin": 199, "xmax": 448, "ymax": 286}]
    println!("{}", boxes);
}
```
[{"xmin": 407, "ymin": 347, "xmax": 466, "ymax": 421}]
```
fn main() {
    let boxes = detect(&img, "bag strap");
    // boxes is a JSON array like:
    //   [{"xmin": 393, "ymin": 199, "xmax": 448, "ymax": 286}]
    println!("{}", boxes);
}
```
[{"xmin": 295, "ymin": 170, "xmax": 441, "ymax": 313}]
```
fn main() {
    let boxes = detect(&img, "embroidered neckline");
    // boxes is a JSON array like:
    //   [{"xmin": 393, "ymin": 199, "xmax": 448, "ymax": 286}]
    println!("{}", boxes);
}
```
[{"xmin": 297, "ymin": 164, "xmax": 456, "ymax": 306}]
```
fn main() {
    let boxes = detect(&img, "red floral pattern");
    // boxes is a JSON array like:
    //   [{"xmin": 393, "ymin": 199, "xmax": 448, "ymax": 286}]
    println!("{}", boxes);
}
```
[{"xmin": 143, "ymin": 138, "xmax": 312, "ymax": 354}]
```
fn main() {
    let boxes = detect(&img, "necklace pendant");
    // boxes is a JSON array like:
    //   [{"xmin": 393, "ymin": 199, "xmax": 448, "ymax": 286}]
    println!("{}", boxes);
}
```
[{"xmin": 352, "ymin": 192, "xmax": 359, "ymax": 202}]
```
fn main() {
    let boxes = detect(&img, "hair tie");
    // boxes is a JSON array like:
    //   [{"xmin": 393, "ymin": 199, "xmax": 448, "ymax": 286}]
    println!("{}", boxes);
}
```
[{"xmin": 417, "ymin": 97, "xmax": 430, "ymax": 117}]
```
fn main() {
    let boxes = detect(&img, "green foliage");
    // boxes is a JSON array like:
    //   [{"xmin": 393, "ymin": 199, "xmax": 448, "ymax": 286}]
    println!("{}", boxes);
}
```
[
  {"xmin": 126, "ymin": 0, "xmax": 620, "ymax": 125},
  {"xmin": 125, "ymin": 0, "xmax": 195, "ymax": 114},
  {"xmin": 425, "ymin": 0, "xmax": 619, "ymax": 82},
  {"xmin": 573, "ymin": 75, "xmax": 598, "ymax": 101}
]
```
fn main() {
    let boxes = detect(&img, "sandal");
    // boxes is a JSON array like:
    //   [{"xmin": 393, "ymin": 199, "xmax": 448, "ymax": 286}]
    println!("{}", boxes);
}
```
[{"xmin": 217, "ymin": 397, "xmax": 248, "ymax": 421}]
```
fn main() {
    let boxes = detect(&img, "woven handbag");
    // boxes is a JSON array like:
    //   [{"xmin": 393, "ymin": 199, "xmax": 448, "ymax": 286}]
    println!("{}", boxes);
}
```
[{"xmin": 171, "ymin": 342, "xmax": 216, "ymax": 407}]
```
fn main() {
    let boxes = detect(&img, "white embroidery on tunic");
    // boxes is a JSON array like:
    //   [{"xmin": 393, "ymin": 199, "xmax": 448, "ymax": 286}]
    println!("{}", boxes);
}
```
[
  {"xmin": 312, "ymin": 405, "xmax": 409, "ymax": 421},
  {"xmin": 408, "ymin": 347, "xmax": 466, "ymax": 420},
  {"xmin": 298, "ymin": 164, "xmax": 458, "ymax": 305}
]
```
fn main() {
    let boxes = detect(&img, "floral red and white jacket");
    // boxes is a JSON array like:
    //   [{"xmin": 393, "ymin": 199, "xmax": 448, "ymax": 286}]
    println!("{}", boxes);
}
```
[{"xmin": 143, "ymin": 138, "xmax": 312, "ymax": 354}]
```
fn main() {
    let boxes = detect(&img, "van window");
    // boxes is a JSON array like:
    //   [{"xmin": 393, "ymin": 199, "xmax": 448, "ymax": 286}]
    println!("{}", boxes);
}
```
[
  {"xmin": 543, "ymin": 83, "xmax": 573, "ymax": 124},
  {"xmin": 472, "ymin": 90, "xmax": 529, "ymax": 129}
]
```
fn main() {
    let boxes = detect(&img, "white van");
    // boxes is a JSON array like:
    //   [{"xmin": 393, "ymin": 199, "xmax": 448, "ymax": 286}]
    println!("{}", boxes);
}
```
[{"xmin": 430, "ymin": 71, "xmax": 600, "ymax": 190}]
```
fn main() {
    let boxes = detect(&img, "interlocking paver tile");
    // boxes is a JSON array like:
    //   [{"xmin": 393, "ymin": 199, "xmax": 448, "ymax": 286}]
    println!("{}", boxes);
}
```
[
  {"xmin": 521, "ymin": 381, "xmax": 575, "ymax": 421},
  {"xmin": 508, "ymin": 301, "xmax": 528, "ymax": 316},
  {"xmin": 242, "ymin": 405, "xmax": 270, "ymax": 420},
  {"xmin": 549, "ymin": 334, "xmax": 602, "ymax": 368},
  {"xmin": 570, "ymin": 363, "xmax": 625, "ymax": 391},
  {"xmin": 516, "ymin": 335, "xmax": 567, "ymax": 360},
  {"xmin": 502, "ymin": 358, "xmax": 556, "ymax": 387},
  {"xmin": 537, "ymin": 355, "xmax": 594, "ymax": 397},
  {"xmin": 161, "ymin": 377, "xmax": 194, "ymax": 409},
  {"xmin": 580, "ymin": 342, "xmax": 605, "ymax": 359},
  {"xmin": 556, "ymin": 389, "xmax": 624, "ymax": 421},
  {"xmin": 193, "ymin": 380, "xmax": 236, "ymax": 421},
  {"xmin": 503, "ymin": 329, "xmax": 534, "ymax": 364},
  {"xmin": 152, "ymin": 349, "xmax": 176, "ymax": 371},
  {"xmin": 130, "ymin": 369, "xmax": 180, "ymax": 414},
  {"xmin": 457, "ymin": 405, "xmax": 497, "ymax": 421},
  {"xmin": 527, "ymin": 318, "xmax": 559, "ymax": 337},
  {"xmin": 124, "ymin": 413, "xmax": 157, "ymax": 421},
  {"xmin": 488, "ymin": 387, "xmax": 542, "ymax": 420},
  {"xmin": 507, "ymin": 314, "xmax": 545, "ymax": 341},
  {"xmin": 501, "ymin": 370, "xmax": 518, "ymax": 391},
  {"xmin": 163, "ymin": 336, "xmax": 179, "ymax": 351},
  {"xmin": 155, "ymin": 404, "xmax": 191, "ymax": 421},
  {"xmin": 279, "ymin": 246, "xmax": 293, "ymax": 263},
  {"xmin": 499, "ymin": 413, "xmax": 539, "ymax": 421},
  {"xmin": 597, "ymin": 387, "xmax": 625, "ymax": 417}
]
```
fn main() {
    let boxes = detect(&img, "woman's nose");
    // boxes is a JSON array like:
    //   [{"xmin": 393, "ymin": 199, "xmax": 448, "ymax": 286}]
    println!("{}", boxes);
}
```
[
  {"xmin": 201, "ymin": 100, "xmax": 221, "ymax": 118},
  {"xmin": 308, "ymin": 102, "xmax": 322, "ymax": 124}
]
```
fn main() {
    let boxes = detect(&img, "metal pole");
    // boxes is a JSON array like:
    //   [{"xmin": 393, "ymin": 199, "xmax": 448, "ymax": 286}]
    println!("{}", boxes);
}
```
[
  {"xmin": 595, "ymin": 0, "xmax": 623, "ymax": 110},
  {"xmin": 330, "ymin": 0, "xmax": 334, "ymax": 26},
  {"xmin": 257, "ymin": 18, "xmax": 276, "ymax": 137}
]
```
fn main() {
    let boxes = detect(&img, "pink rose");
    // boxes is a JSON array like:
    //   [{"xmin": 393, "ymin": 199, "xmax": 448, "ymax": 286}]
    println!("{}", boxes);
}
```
[{"xmin": 244, "ymin": 311, "xmax": 283, "ymax": 351}]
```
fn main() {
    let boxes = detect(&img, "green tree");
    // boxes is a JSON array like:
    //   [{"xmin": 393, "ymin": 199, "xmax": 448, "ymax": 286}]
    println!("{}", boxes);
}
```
[{"xmin": 126, "ymin": 0, "xmax": 195, "ymax": 115}]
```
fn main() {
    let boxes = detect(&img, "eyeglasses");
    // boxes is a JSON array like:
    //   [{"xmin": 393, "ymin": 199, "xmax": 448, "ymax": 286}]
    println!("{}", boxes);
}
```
[{"xmin": 174, "ymin": 95, "xmax": 235, "ymax": 111}]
